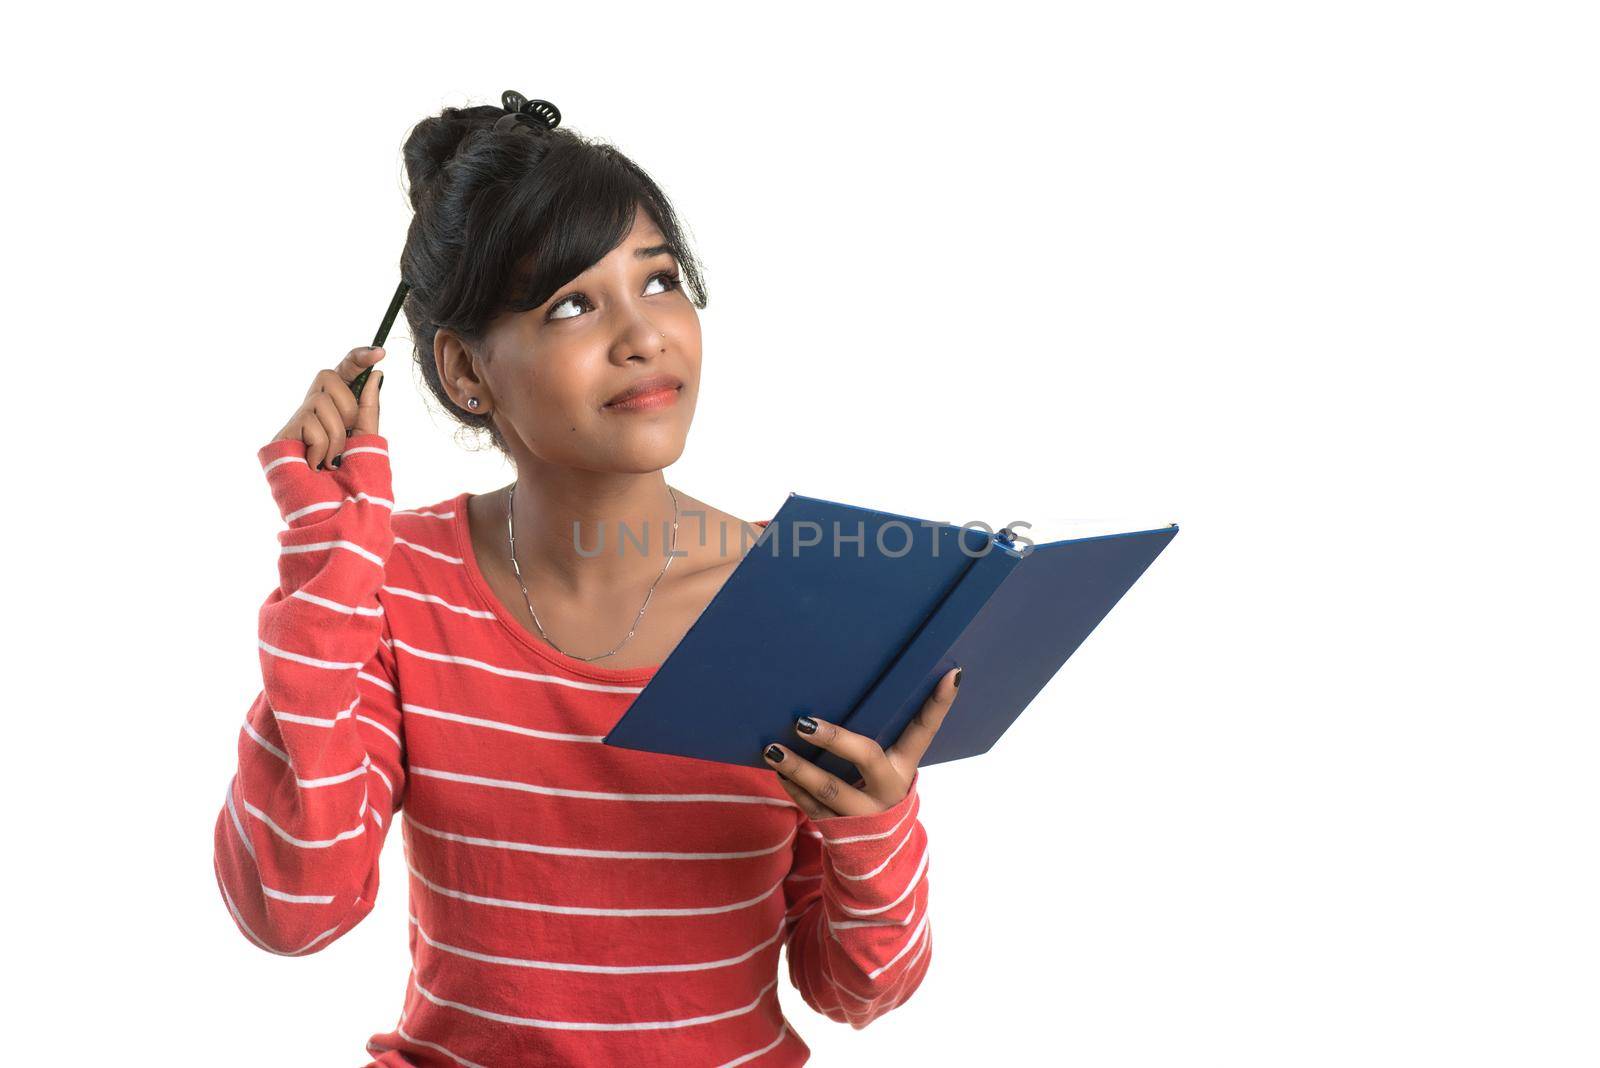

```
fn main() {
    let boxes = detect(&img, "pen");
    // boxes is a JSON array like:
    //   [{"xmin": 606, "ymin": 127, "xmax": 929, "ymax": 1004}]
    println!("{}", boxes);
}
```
[{"xmin": 350, "ymin": 279, "xmax": 409, "ymax": 399}]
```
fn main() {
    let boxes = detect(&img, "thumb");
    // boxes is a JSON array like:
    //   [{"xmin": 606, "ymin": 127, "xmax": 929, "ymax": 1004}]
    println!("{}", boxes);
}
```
[{"xmin": 352, "ymin": 368, "xmax": 383, "ymax": 437}]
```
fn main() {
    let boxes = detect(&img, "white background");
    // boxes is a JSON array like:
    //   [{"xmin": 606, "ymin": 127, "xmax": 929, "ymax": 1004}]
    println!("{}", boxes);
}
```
[{"xmin": 6, "ymin": 2, "xmax": 1596, "ymax": 1064}]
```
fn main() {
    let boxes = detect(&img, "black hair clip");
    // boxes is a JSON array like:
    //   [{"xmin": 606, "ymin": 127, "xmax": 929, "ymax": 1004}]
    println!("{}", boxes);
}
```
[{"xmin": 493, "ymin": 90, "xmax": 561, "ymax": 135}]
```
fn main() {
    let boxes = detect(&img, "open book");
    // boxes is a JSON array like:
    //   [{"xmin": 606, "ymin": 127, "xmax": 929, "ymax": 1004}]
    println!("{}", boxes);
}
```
[{"xmin": 602, "ymin": 493, "xmax": 1179, "ymax": 778}]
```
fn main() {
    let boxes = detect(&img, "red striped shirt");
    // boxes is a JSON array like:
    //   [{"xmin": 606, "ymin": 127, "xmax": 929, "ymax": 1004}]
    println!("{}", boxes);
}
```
[{"xmin": 212, "ymin": 432, "xmax": 933, "ymax": 1066}]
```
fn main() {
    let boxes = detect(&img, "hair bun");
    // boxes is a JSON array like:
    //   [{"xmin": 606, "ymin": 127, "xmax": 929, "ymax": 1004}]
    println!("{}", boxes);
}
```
[
  {"xmin": 402, "ymin": 108, "xmax": 482, "ymax": 209},
  {"xmin": 404, "ymin": 93, "xmax": 565, "ymax": 209}
]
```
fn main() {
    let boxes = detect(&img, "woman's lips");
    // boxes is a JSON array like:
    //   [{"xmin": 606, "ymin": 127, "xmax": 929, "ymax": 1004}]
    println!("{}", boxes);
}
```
[{"xmin": 603, "ymin": 385, "xmax": 681, "ymax": 412}]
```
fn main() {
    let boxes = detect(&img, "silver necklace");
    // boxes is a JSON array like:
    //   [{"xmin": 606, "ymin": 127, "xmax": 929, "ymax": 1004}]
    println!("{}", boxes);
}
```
[{"xmin": 505, "ymin": 482, "xmax": 681, "ymax": 662}]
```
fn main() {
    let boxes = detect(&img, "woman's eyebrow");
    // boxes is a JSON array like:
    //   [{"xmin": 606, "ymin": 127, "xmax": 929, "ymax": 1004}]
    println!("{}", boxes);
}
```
[{"xmin": 633, "ymin": 243, "xmax": 678, "ymax": 260}]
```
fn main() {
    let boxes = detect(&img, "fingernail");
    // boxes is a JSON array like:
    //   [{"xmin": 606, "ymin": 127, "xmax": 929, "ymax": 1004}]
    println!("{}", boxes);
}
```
[
  {"xmin": 795, "ymin": 716, "xmax": 818, "ymax": 735},
  {"xmin": 376, "ymin": 371, "xmax": 384, "ymax": 392},
  {"xmin": 953, "ymin": 667, "xmax": 963, "ymax": 689},
  {"xmin": 331, "ymin": 454, "xmax": 344, "ymax": 468},
  {"xmin": 764, "ymin": 744, "xmax": 784, "ymax": 763}
]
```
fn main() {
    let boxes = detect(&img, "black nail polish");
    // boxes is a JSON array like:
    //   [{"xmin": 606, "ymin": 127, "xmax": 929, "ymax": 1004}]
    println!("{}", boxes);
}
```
[
  {"xmin": 953, "ymin": 667, "xmax": 963, "ymax": 689},
  {"xmin": 795, "ymin": 715, "xmax": 817, "ymax": 735},
  {"xmin": 376, "ymin": 372, "xmax": 384, "ymax": 392},
  {"xmin": 331, "ymin": 454, "xmax": 344, "ymax": 468},
  {"xmin": 764, "ymin": 744, "xmax": 784, "ymax": 763}
]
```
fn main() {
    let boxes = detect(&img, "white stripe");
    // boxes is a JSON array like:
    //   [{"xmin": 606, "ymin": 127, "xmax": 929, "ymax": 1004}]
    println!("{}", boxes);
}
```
[
  {"xmin": 356, "ymin": 712, "xmax": 402, "ymax": 749},
  {"xmin": 832, "ymin": 846, "xmax": 929, "ymax": 918},
  {"xmin": 271, "ymin": 695, "xmax": 359, "ymax": 728},
  {"xmin": 407, "ymin": 911, "xmax": 787, "ymax": 975},
  {"xmin": 341, "ymin": 444, "xmax": 389, "ymax": 459},
  {"xmin": 714, "ymin": 1021, "xmax": 790, "ymax": 1068},
  {"xmin": 259, "ymin": 639, "xmax": 366, "ymax": 672},
  {"xmin": 860, "ymin": 910, "xmax": 930, "ymax": 982},
  {"xmin": 224, "ymin": 777, "xmax": 257, "ymax": 864},
  {"xmin": 830, "ymin": 907, "xmax": 919, "ymax": 931},
  {"xmin": 242, "ymin": 794, "xmax": 369, "ymax": 849},
  {"xmin": 403, "ymin": 811, "xmax": 796, "ymax": 860},
  {"xmin": 369, "ymin": 763, "xmax": 394, "ymax": 796},
  {"xmin": 412, "ymin": 973, "xmax": 781, "ymax": 1032},
  {"xmin": 394, "ymin": 506, "xmax": 454, "ymax": 519},
  {"xmin": 408, "ymin": 765, "xmax": 794, "ymax": 809},
  {"xmin": 223, "ymin": 782, "xmax": 339, "ymax": 905},
  {"xmin": 879, "ymin": 926, "xmax": 932, "ymax": 1012},
  {"xmin": 357, "ymin": 668, "xmax": 395, "ymax": 694},
  {"xmin": 393, "ymin": 1024, "xmax": 488, "ymax": 1068},
  {"xmin": 279, "ymin": 537, "xmax": 385, "ymax": 567},
  {"xmin": 395, "ymin": 536, "xmax": 464, "ymax": 564},
  {"xmin": 261, "ymin": 453, "xmax": 307, "ymax": 475},
  {"xmin": 284, "ymin": 501, "xmax": 339, "ymax": 524},
  {"xmin": 265, "ymin": 886, "xmax": 339, "ymax": 905},
  {"xmin": 261, "ymin": 443, "xmax": 389, "ymax": 472},
  {"xmin": 283, "ymin": 492, "xmax": 395, "ymax": 525},
  {"xmin": 242, "ymin": 721, "xmax": 372, "ymax": 788},
  {"xmin": 828, "ymin": 897, "xmax": 924, "ymax": 964},
  {"xmin": 381, "ymin": 584, "xmax": 495, "ymax": 618},
  {"xmin": 818, "ymin": 792, "xmax": 919, "ymax": 846},
  {"xmin": 299, "ymin": 756, "xmax": 371, "ymax": 789},
  {"xmin": 405, "ymin": 857, "xmax": 786, "ymax": 918},
  {"xmin": 392, "ymin": 637, "xmax": 644, "ymax": 694},
  {"xmin": 289, "ymin": 588, "xmax": 384, "ymax": 616},
  {"xmin": 217, "ymin": 878, "xmax": 342, "ymax": 956},
  {"xmin": 830, "ymin": 819, "xmax": 918, "ymax": 881},
  {"xmin": 817, "ymin": 917, "xmax": 876, "ymax": 1003},
  {"xmin": 822, "ymin": 905, "xmax": 931, "ymax": 1005},
  {"xmin": 267, "ymin": 699, "xmax": 397, "ymax": 755},
  {"xmin": 402, "ymin": 702, "xmax": 605, "ymax": 744},
  {"xmin": 836, "ymin": 923, "xmax": 930, "ymax": 1026},
  {"xmin": 241, "ymin": 719, "xmax": 288, "ymax": 764}
]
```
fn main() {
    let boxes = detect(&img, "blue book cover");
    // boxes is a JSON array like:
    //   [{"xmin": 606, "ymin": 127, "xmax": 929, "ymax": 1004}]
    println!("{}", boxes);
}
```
[{"xmin": 602, "ymin": 493, "xmax": 1179, "ymax": 781}]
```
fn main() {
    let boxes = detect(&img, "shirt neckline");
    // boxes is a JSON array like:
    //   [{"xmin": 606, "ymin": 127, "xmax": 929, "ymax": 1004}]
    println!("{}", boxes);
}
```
[{"xmin": 448, "ymin": 490, "xmax": 768, "ymax": 686}]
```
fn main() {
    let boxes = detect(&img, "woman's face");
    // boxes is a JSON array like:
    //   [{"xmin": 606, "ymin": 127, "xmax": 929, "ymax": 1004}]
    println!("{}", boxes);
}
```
[{"xmin": 451, "ymin": 206, "xmax": 701, "ymax": 475}]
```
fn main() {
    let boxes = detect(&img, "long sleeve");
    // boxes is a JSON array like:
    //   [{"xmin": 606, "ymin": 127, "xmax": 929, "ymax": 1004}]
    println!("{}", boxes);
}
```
[
  {"xmin": 781, "ymin": 768, "xmax": 933, "ymax": 1029},
  {"xmin": 212, "ymin": 432, "xmax": 407, "ymax": 957}
]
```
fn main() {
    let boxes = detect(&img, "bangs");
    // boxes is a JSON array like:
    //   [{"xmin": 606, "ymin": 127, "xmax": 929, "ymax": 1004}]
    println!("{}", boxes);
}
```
[{"xmin": 453, "ymin": 137, "xmax": 698, "ymax": 331}]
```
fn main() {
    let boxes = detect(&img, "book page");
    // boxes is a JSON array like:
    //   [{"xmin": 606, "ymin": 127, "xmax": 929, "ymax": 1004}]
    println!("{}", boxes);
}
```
[{"xmin": 996, "ymin": 514, "xmax": 1179, "ymax": 549}]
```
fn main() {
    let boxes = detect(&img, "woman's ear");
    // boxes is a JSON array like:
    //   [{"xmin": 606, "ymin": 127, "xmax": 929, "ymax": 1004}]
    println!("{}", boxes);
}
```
[{"xmin": 434, "ymin": 328, "xmax": 487, "ymax": 413}]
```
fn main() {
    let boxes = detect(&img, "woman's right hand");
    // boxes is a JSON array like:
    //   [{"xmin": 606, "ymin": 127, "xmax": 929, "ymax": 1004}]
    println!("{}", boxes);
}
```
[{"xmin": 271, "ymin": 346, "xmax": 386, "ymax": 471}]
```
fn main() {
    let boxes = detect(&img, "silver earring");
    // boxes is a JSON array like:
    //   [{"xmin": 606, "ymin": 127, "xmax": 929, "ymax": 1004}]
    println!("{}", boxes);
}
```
[{"xmin": 467, "ymin": 397, "xmax": 481, "ymax": 410}]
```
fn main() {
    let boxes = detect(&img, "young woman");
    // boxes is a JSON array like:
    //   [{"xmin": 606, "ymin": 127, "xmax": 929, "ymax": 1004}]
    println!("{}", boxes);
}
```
[{"xmin": 212, "ymin": 92, "xmax": 959, "ymax": 1067}]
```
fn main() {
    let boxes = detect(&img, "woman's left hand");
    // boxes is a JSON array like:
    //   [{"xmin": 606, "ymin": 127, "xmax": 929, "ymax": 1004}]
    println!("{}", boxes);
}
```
[{"xmin": 763, "ymin": 665, "xmax": 962, "ymax": 821}]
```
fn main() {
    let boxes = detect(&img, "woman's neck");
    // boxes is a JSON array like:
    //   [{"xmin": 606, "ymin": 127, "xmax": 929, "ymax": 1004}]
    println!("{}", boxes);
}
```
[{"xmin": 500, "ymin": 467, "xmax": 684, "ymax": 599}]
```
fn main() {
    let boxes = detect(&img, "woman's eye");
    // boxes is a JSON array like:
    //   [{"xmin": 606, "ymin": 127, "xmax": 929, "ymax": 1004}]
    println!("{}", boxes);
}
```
[
  {"xmin": 547, "ymin": 296, "xmax": 584, "ymax": 321},
  {"xmin": 644, "ymin": 270, "xmax": 682, "ymax": 296},
  {"xmin": 546, "ymin": 271, "xmax": 682, "ymax": 322}
]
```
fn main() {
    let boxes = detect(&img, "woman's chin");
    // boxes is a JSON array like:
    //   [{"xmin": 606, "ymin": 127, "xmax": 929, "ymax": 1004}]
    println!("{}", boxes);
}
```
[{"xmin": 590, "ymin": 436, "xmax": 689, "ymax": 474}]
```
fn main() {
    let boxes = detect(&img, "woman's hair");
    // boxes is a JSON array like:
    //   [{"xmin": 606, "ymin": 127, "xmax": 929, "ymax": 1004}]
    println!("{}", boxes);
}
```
[{"xmin": 398, "ymin": 102, "xmax": 709, "ymax": 458}]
